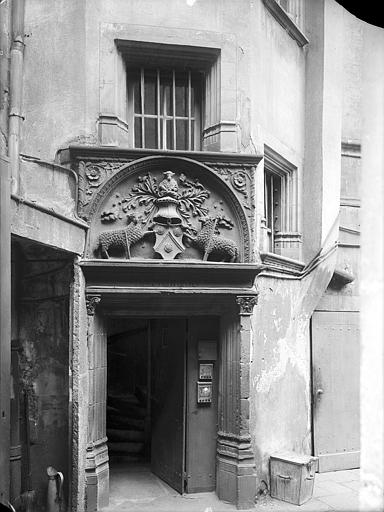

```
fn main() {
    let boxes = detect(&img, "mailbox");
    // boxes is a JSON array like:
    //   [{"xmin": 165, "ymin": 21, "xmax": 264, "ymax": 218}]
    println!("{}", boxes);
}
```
[{"xmin": 197, "ymin": 381, "xmax": 213, "ymax": 403}]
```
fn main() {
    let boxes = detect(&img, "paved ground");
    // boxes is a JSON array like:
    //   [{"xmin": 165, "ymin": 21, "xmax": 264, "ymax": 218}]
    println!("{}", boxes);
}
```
[{"xmin": 101, "ymin": 464, "xmax": 360, "ymax": 512}]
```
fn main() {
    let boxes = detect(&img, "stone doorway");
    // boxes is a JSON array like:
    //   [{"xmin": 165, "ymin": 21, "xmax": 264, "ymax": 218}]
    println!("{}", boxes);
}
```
[
  {"xmin": 78, "ymin": 275, "xmax": 260, "ymax": 511},
  {"xmin": 105, "ymin": 316, "xmax": 219, "ymax": 506}
]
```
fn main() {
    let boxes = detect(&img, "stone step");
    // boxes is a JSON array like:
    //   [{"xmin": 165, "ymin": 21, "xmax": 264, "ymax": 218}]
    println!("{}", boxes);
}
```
[
  {"xmin": 109, "ymin": 454, "xmax": 144, "ymax": 464},
  {"xmin": 107, "ymin": 428, "xmax": 145, "ymax": 442},
  {"xmin": 108, "ymin": 441, "xmax": 144, "ymax": 454},
  {"xmin": 107, "ymin": 414, "xmax": 146, "ymax": 429},
  {"xmin": 107, "ymin": 405, "xmax": 147, "ymax": 419}
]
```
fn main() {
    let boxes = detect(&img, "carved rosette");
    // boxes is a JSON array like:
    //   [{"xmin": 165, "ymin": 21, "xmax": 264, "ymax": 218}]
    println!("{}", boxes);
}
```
[
  {"xmin": 77, "ymin": 160, "xmax": 130, "ymax": 220},
  {"xmin": 236, "ymin": 295, "xmax": 258, "ymax": 315},
  {"xmin": 86, "ymin": 295, "xmax": 101, "ymax": 316},
  {"xmin": 205, "ymin": 162, "xmax": 254, "ymax": 212},
  {"xmin": 205, "ymin": 162, "xmax": 256, "ymax": 261}
]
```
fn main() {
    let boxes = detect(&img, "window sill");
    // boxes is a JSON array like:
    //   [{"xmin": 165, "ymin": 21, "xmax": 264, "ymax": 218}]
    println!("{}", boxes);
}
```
[
  {"xmin": 260, "ymin": 251, "xmax": 305, "ymax": 277},
  {"xmin": 262, "ymin": 0, "xmax": 309, "ymax": 48}
]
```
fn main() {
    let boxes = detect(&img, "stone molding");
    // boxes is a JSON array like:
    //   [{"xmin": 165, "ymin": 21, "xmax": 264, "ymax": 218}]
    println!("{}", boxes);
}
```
[
  {"xmin": 262, "ymin": 0, "xmax": 309, "ymax": 47},
  {"xmin": 341, "ymin": 140, "xmax": 361, "ymax": 158},
  {"xmin": 260, "ymin": 251, "xmax": 305, "ymax": 276}
]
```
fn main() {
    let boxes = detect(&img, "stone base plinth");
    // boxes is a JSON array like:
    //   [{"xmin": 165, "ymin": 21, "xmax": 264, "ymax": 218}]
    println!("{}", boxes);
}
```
[
  {"xmin": 85, "ymin": 440, "xmax": 109, "ymax": 511},
  {"xmin": 216, "ymin": 434, "xmax": 256, "ymax": 509}
]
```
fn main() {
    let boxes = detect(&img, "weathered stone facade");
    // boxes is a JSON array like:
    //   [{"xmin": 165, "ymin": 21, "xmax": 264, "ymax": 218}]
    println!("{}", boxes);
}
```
[{"xmin": 0, "ymin": 1, "xmax": 368, "ymax": 511}]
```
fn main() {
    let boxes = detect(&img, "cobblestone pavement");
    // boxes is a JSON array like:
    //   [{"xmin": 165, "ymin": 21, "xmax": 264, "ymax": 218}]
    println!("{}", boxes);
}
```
[{"xmin": 101, "ymin": 464, "xmax": 360, "ymax": 512}]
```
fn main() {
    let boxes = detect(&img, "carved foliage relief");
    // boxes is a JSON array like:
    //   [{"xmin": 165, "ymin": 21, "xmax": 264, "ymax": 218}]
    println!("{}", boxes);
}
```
[{"xmin": 85, "ymin": 162, "xmax": 253, "ymax": 263}]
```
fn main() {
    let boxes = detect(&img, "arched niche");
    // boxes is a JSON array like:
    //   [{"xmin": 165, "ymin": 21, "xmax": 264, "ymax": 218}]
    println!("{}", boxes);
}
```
[{"xmin": 85, "ymin": 156, "xmax": 251, "ymax": 262}]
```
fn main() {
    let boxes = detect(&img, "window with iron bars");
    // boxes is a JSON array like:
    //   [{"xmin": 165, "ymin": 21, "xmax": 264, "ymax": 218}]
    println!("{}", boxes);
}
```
[{"xmin": 128, "ymin": 68, "xmax": 202, "ymax": 151}]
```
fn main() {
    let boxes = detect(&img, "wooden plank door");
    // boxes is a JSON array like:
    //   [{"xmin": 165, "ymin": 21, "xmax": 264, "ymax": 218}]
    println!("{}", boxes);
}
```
[
  {"xmin": 150, "ymin": 319, "xmax": 186, "ymax": 493},
  {"xmin": 185, "ymin": 317, "xmax": 219, "ymax": 493},
  {"xmin": 312, "ymin": 311, "xmax": 360, "ymax": 472}
]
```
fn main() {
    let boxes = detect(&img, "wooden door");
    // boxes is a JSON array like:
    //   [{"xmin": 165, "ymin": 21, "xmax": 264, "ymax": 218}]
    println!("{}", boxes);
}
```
[
  {"xmin": 151, "ymin": 319, "xmax": 186, "ymax": 493},
  {"xmin": 312, "ymin": 311, "xmax": 360, "ymax": 472},
  {"xmin": 185, "ymin": 317, "xmax": 218, "ymax": 493}
]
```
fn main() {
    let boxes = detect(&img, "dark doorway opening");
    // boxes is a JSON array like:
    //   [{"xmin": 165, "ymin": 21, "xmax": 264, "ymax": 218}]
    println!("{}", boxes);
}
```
[
  {"xmin": 106, "ymin": 316, "xmax": 219, "ymax": 504},
  {"xmin": 107, "ymin": 319, "xmax": 152, "ymax": 466}
]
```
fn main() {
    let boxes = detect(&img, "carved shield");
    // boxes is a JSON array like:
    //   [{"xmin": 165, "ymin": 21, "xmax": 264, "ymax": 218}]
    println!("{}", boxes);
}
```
[{"xmin": 153, "ymin": 225, "xmax": 185, "ymax": 260}]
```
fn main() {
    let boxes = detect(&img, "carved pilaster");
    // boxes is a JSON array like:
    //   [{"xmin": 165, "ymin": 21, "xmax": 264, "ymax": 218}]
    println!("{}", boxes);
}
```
[
  {"xmin": 217, "ymin": 297, "xmax": 258, "ymax": 509},
  {"xmin": 85, "ymin": 297, "xmax": 109, "ymax": 511}
]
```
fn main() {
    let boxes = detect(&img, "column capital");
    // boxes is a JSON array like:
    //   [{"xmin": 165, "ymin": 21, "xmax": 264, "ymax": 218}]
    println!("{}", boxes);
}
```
[
  {"xmin": 236, "ymin": 294, "xmax": 258, "ymax": 315},
  {"xmin": 86, "ymin": 294, "xmax": 101, "ymax": 316}
]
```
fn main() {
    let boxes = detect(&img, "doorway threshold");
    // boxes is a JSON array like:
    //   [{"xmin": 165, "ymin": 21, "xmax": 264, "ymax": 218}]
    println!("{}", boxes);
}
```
[
  {"xmin": 102, "ymin": 462, "xmax": 179, "ymax": 511},
  {"xmin": 101, "ymin": 462, "xmax": 239, "ymax": 512}
]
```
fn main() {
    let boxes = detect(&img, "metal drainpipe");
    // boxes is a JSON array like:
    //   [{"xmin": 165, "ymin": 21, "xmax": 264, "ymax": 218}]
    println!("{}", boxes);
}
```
[
  {"xmin": 0, "ymin": 0, "xmax": 25, "ymax": 502},
  {"xmin": 8, "ymin": 0, "xmax": 25, "ymax": 195}
]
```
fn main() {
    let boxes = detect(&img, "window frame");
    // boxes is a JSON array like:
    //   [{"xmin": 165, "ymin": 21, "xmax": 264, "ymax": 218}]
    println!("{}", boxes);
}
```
[
  {"xmin": 117, "ymin": 40, "xmax": 221, "ymax": 152},
  {"xmin": 275, "ymin": 0, "xmax": 301, "ymax": 27},
  {"xmin": 263, "ymin": 145, "xmax": 301, "ymax": 258}
]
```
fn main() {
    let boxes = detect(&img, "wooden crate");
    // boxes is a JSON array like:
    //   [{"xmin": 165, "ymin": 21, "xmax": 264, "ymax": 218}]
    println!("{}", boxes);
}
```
[{"xmin": 270, "ymin": 452, "xmax": 318, "ymax": 505}]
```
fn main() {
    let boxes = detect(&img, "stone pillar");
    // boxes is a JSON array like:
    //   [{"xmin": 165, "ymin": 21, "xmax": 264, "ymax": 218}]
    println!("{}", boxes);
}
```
[
  {"xmin": 217, "ymin": 295, "xmax": 258, "ymax": 510},
  {"xmin": 85, "ymin": 295, "xmax": 109, "ymax": 512}
]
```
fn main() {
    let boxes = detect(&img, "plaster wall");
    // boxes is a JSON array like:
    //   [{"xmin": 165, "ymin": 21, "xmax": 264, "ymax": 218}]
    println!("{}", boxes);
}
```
[
  {"xmin": 22, "ymin": 0, "xmax": 86, "ymax": 159},
  {"xmin": 250, "ymin": 251, "xmax": 337, "ymax": 492},
  {"xmin": 248, "ymin": 1, "xmax": 305, "ymax": 161},
  {"xmin": 360, "ymin": 21, "xmax": 384, "ymax": 511},
  {"xmin": 341, "ymin": 10, "xmax": 363, "ymax": 143}
]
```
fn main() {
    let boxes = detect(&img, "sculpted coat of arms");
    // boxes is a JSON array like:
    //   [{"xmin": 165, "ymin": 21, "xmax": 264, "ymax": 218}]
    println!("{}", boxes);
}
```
[{"xmin": 94, "ymin": 171, "xmax": 240, "ymax": 262}]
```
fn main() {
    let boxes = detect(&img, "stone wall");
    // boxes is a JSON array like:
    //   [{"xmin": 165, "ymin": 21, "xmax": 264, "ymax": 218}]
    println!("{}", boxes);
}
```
[{"xmin": 13, "ymin": 241, "xmax": 73, "ymax": 509}]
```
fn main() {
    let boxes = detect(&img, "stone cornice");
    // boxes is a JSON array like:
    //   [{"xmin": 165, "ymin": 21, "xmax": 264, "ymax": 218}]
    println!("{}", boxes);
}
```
[
  {"xmin": 59, "ymin": 145, "xmax": 263, "ymax": 167},
  {"xmin": 260, "ymin": 252, "xmax": 305, "ymax": 276},
  {"xmin": 81, "ymin": 260, "xmax": 264, "ymax": 293},
  {"xmin": 262, "ymin": 0, "xmax": 309, "ymax": 47}
]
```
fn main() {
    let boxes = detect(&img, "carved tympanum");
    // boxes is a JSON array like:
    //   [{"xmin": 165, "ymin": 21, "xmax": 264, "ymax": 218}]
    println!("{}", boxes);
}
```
[{"xmin": 93, "ymin": 170, "xmax": 241, "ymax": 262}]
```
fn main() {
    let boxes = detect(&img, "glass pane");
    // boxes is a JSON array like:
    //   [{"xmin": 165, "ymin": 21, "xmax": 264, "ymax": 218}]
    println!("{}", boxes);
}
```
[
  {"xmin": 160, "ymin": 119, "xmax": 164, "ymax": 149},
  {"xmin": 190, "ymin": 84, "xmax": 195, "ymax": 118},
  {"xmin": 134, "ymin": 117, "xmax": 142, "ymax": 148},
  {"xmin": 191, "ymin": 120, "xmax": 195, "ymax": 150},
  {"xmin": 273, "ymin": 175, "xmax": 282, "ymax": 232},
  {"xmin": 144, "ymin": 70, "xmax": 157, "ymax": 115},
  {"xmin": 175, "ymin": 71, "xmax": 188, "ymax": 117},
  {"xmin": 166, "ymin": 120, "xmax": 174, "ymax": 150},
  {"xmin": 144, "ymin": 117, "xmax": 157, "ymax": 149},
  {"xmin": 160, "ymin": 71, "xmax": 173, "ymax": 116},
  {"xmin": 265, "ymin": 174, "xmax": 273, "ymax": 229},
  {"xmin": 176, "ymin": 119, "xmax": 188, "ymax": 150},
  {"xmin": 133, "ymin": 70, "xmax": 141, "ymax": 114}
]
